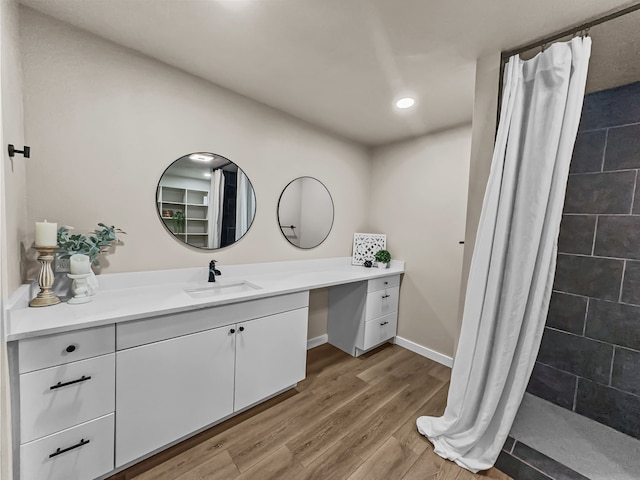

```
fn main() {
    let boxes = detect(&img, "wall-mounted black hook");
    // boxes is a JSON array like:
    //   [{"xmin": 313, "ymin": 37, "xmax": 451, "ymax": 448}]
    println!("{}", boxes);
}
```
[{"xmin": 8, "ymin": 144, "xmax": 30, "ymax": 158}]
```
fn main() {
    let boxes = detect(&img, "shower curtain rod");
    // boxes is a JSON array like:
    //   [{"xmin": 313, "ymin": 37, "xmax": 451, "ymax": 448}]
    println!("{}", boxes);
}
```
[
  {"xmin": 496, "ymin": 2, "xmax": 640, "ymax": 124},
  {"xmin": 501, "ymin": 1, "xmax": 640, "ymax": 60}
]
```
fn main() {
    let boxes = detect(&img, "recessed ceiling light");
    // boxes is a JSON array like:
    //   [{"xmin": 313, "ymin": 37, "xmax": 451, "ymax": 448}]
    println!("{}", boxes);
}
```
[
  {"xmin": 190, "ymin": 153, "xmax": 214, "ymax": 162},
  {"xmin": 395, "ymin": 97, "xmax": 415, "ymax": 109},
  {"xmin": 203, "ymin": 172, "xmax": 212, "ymax": 178}
]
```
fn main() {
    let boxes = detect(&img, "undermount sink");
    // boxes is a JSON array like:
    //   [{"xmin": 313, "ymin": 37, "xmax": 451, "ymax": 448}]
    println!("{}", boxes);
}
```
[{"xmin": 184, "ymin": 281, "xmax": 261, "ymax": 298}]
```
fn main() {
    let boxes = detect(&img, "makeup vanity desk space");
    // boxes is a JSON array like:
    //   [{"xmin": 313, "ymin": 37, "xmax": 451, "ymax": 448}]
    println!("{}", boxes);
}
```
[{"xmin": 5, "ymin": 257, "xmax": 403, "ymax": 480}]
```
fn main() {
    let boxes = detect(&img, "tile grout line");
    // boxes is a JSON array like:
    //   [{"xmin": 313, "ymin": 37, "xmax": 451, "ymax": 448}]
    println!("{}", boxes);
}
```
[
  {"xmin": 632, "ymin": 169, "xmax": 639, "ymax": 214},
  {"xmin": 569, "ymin": 168, "xmax": 637, "ymax": 176},
  {"xmin": 582, "ymin": 297, "xmax": 589, "ymax": 337},
  {"xmin": 558, "ymin": 251, "xmax": 635, "ymax": 262},
  {"xmin": 564, "ymin": 213, "xmax": 640, "ymax": 216},
  {"xmin": 579, "ymin": 121, "xmax": 640, "ymax": 134},
  {"xmin": 608, "ymin": 347, "xmax": 616, "ymax": 387},
  {"xmin": 618, "ymin": 259, "xmax": 627, "ymax": 303},
  {"xmin": 572, "ymin": 375, "xmax": 580, "ymax": 412},
  {"xmin": 600, "ymin": 129, "xmax": 609, "ymax": 172},
  {"xmin": 545, "ymin": 325, "xmax": 621, "ymax": 348},
  {"xmin": 552, "ymin": 288, "xmax": 640, "ymax": 310},
  {"xmin": 534, "ymin": 358, "xmax": 640, "ymax": 400},
  {"xmin": 590, "ymin": 216, "xmax": 599, "ymax": 257}
]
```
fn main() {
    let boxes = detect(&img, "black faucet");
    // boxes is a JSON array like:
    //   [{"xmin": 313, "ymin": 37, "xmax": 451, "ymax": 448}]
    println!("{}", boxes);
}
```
[{"xmin": 208, "ymin": 260, "xmax": 221, "ymax": 282}]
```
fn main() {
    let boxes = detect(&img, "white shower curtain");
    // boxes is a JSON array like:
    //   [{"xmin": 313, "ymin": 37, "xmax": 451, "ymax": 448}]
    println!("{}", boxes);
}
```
[
  {"xmin": 235, "ymin": 170, "xmax": 255, "ymax": 241},
  {"xmin": 207, "ymin": 169, "xmax": 225, "ymax": 249},
  {"xmin": 417, "ymin": 37, "xmax": 592, "ymax": 472}
]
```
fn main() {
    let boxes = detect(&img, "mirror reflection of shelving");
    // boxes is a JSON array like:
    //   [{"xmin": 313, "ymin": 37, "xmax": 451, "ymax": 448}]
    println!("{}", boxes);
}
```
[
  {"xmin": 157, "ymin": 185, "xmax": 210, "ymax": 248},
  {"xmin": 156, "ymin": 152, "xmax": 257, "ymax": 250}
]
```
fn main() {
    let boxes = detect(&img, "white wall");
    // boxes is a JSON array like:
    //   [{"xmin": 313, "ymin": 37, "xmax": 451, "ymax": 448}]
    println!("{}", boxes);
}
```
[
  {"xmin": 299, "ymin": 177, "xmax": 333, "ymax": 249},
  {"xmin": 19, "ymin": 7, "xmax": 371, "ymax": 277},
  {"xmin": 1, "ymin": 0, "xmax": 25, "ymax": 476},
  {"xmin": 369, "ymin": 125, "xmax": 471, "ymax": 359},
  {"xmin": 278, "ymin": 179, "xmax": 302, "ymax": 245},
  {"xmin": 456, "ymin": 53, "xmax": 501, "ymax": 352},
  {"xmin": 2, "ymin": 0, "xmax": 27, "ymax": 297}
]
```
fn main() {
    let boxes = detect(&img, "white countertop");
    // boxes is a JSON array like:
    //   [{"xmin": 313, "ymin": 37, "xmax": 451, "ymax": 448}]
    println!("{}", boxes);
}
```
[{"xmin": 6, "ymin": 257, "xmax": 404, "ymax": 341}]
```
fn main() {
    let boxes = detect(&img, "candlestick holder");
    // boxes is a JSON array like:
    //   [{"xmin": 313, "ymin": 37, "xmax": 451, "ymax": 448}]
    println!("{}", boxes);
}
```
[
  {"xmin": 67, "ymin": 273, "xmax": 92, "ymax": 304},
  {"xmin": 29, "ymin": 246, "xmax": 61, "ymax": 307}
]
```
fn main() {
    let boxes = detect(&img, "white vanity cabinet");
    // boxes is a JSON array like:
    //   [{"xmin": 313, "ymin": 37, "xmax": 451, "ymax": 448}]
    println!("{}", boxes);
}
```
[
  {"xmin": 114, "ymin": 292, "xmax": 309, "ymax": 468},
  {"xmin": 328, "ymin": 274, "xmax": 400, "ymax": 356},
  {"xmin": 16, "ymin": 325, "xmax": 116, "ymax": 480},
  {"xmin": 115, "ymin": 325, "xmax": 236, "ymax": 467},
  {"xmin": 234, "ymin": 308, "xmax": 308, "ymax": 411}
]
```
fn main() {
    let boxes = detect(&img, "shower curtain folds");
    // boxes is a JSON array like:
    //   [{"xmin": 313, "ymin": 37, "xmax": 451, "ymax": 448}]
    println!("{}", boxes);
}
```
[
  {"xmin": 207, "ymin": 169, "xmax": 224, "ymax": 249},
  {"xmin": 416, "ymin": 37, "xmax": 592, "ymax": 473}
]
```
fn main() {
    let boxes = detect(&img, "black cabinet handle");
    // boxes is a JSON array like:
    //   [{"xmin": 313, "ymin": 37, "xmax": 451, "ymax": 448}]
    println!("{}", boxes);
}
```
[
  {"xmin": 384, "ymin": 281, "xmax": 388, "ymax": 285},
  {"xmin": 381, "ymin": 294, "xmax": 390, "ymax": 299},
  {"xmin": 65, "ymin": 345, "xmax": 77, "ymax": 353},
  {"xmin": 380, "ymin": 321, "xmax": 389, "ymax": 326},
  {"xmin": 459, "ymin": 241, "xmax": 465, "ymax": 244},
  {"xmin": 50, "ymin": 375, "xmax": 91, "ymax": 390},
  {"xmin": 229, "ymin": 328, "xmax": 236, "ymax": 334},
  {"xmin": 49, "ymin": 438, "xmax": 90, "ymax": 458},
  {"xmin": 239, "ymin": 326, "xmax": 245, "ymax": 332}
]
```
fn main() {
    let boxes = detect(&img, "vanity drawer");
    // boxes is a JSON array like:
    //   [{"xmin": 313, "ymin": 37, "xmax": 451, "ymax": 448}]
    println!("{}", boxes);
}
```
[
  {"xmin": 367, "ymin": 275, "xmax": 400, "ymax": 293},
  {"xmin": 19, "ymin": 325, "xmax": 115, "ymax": 374},
  {"xmin": 365, "ymin": 286, "xmax": 399, "ymax": 320},
  {"xmin": 360, "ymin": 312, "xmax": 398, "ymax": 351},
  {"xmin": 20, "ymin": 413, "xmax": 114, "ymax": 480},
  {"xmin": 118, "ymin": 291, "xmax": 309, "ymax": 350},
  {"xmin": 20, "ymin": 354, "xmax": 115, "ymax": 444}
]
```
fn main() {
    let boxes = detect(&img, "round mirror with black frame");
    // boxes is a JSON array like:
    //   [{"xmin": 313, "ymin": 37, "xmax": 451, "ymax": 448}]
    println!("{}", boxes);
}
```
[
  {"xmin": 278, "ymin": 177, "xmax": 334, "ymax": 249},
  {"xmin": 156, "ymin": 152, "xmax": 256, "ymax": 250}
]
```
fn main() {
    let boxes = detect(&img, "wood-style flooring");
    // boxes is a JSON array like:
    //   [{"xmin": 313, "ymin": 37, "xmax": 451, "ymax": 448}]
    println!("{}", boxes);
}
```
[{"xmin": 108, "ymin": 343, "xmax": 511, "ymax": 480}]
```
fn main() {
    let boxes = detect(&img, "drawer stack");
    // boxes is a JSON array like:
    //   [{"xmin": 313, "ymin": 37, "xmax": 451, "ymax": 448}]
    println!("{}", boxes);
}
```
[
  {"xmin": 328, "ymin": 274, "xmax": 401, "ymax": 356},
  {"xmin": 359, "ymin": 276, "xmax": 400, "ymax": 352},
  {"xmin": 17, "ymin": 325, "xmax": 115, "ymax": 480}
]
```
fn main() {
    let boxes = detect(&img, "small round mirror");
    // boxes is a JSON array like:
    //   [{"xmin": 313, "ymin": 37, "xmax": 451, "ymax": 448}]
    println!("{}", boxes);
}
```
[
  {"xmin": 278, "ymin": 177, "xmax": 334, "ymax": 249},
  {"xmin": 157, "ymin": 152, "xmax": 256, "ymax": 249}
]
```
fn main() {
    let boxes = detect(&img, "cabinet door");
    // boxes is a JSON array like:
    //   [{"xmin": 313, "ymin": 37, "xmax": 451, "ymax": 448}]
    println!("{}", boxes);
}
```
[
  {"xmin": 115, "ymin": 326, "xmax": 235, "ymax": 467},
  {"xmin": 234, "ymin": 308, "xmax": 308, "ymax": 412}
]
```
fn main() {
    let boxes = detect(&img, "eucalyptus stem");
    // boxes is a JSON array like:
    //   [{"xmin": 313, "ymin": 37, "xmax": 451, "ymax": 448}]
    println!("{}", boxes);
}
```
[{"xmin": 57, "ymin": 223, "xmax": 126, "ymax": 266}]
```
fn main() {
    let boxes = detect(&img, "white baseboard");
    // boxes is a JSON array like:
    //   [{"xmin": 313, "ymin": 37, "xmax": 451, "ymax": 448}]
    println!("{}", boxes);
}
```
[
  {"xmin": 394, "ymin": 336, "xmax": 453, "ymax": 368},
  {"xmin": 307, "ymin": 334, "xmax": 328, "ymax": 350}
]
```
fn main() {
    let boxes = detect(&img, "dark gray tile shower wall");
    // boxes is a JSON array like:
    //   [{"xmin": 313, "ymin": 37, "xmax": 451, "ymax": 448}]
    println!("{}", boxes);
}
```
[{"xmin": 527, "ymin": 81, "xmax": 640, "ymax": 439}]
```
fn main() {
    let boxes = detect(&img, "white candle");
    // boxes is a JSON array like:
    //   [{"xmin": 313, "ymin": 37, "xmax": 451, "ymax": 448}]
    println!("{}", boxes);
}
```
[
  {"xmin": 70, "ymin": 254, "xmax": 91, "ymax": 274},
  {"xmin": 35, "ymin": 220, "xmax": 57, "ymax": 247}
]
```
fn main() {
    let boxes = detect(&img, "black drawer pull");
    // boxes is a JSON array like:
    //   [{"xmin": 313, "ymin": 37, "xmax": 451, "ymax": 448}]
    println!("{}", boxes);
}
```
[
  {"xmin": 229, "ymin": 328, "xmax": 236, "ymax": 334},
  {"xmin": 65, "ymin": 345, "xmax": 77, "ymax": 353},
  {"xmin": 384, "ymin": 281, "xmax": 388, "ymax": 285},
  {"xmin": 239, "ymin": 326, "xmax": 245, "ymax": 332},
  {"xmin": 381, "ymin": 294, "xmax": 390, "ymax": 299},
  {"xmin": 49, "ymin": 438, "xmax": 90, "ymax": 458},
  {"xmin": 50, "ymin": 375, "xmax": 91, "ymax": 390},
  {"xmin": 380, "ymin": 321, "xmax": 389, "ymax": 326}
]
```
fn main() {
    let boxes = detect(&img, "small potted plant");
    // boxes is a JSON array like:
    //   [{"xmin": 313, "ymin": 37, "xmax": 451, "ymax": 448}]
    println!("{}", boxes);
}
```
[
  {"xmin": 57, "ymin": 223, "xmax": 126, "ymax": 267},
  {"xmin": 172, "ymin": 211, "xmax": 185, "ymax": 234},
  {"xmin": 57, "ymin": 223, "xmax": 126, "ymax": 293},
  {"xmin": 374, "ymin": 249, "xmax": 391, "ymax": 269}
]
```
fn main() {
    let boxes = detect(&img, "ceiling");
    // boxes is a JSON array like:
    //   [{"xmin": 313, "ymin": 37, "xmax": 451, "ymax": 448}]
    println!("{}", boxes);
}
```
[{"xmin": 18, "ymin": 0, "xmax": 639, "ymax": 146}]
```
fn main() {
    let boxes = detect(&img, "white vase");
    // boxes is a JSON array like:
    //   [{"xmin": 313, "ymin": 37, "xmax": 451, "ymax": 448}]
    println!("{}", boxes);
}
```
[{"xmin": 377, "ymin": 261, "xmax": 389, "ymax": 269}]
